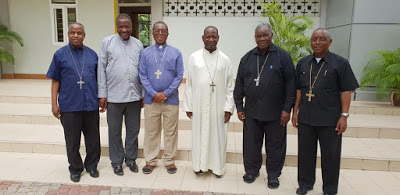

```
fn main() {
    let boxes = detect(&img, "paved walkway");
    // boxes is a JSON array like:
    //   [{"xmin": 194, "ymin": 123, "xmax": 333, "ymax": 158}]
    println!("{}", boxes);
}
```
[{"xmin": 1, "ymin": 152, "xmax": 400, "ymax": 194}]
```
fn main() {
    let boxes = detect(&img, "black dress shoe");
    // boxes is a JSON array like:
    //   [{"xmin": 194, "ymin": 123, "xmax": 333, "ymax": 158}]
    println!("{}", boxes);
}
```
[
  {"xmin": 243, "ymin": 173, "xmax": 260, "ymax": 183},
  {"xmin": 70, "ymin": 173, "xmax": 81, "ymax": 182},
  {"xmin": 267, "ymin": 177, "xmax": 279, "ymax": 189},
  {"xmin": 128, "ymin": 163, "xmax": 138, "ymax": 173},
  {"xmin": 296, "ymin": 187, "xmax": 313, "ymax": 195},
  {"xmin": 87, "ymin": 169, "xmax": 99, "ymax": 178},
  {"xmin": 113, "ymin": 165, "xmax": 124, "ymax": 176}
]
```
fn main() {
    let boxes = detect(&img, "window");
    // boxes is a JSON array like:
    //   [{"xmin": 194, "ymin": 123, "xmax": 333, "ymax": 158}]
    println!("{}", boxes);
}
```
[
  {"xmin": 50, "ymin": 0, "xmax": 77, "ymax": 45},
  {"xmin": 138, "ymin": 14, "xmax": 151, "ymax": 47}
]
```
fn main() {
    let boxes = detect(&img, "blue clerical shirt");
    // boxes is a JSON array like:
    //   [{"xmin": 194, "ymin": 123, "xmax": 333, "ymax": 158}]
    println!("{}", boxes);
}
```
[
  {"xmin": 46, "ymin": 43, "xmax": 99, "ymax": 112},
  {"xmin": 139, "ymin": 43, "xmax": 184, "ymax": 105}
]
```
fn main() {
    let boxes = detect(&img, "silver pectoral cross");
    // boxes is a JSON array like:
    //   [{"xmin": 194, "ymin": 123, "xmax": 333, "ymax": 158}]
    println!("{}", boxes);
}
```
[
  {"xmin": 155, "ymin": 69, "xmax": 162, "ymax": 79},
  {"xmin": 77, "ymin": 79, "xmax": 85, "ymax": 89},
  {"xmin": 125, "ymin": 70, "xmax": 131, "ymax": 80},
  {"xmin": 210, "ymin": 82, "xmax": 216, "ymax": 92},
  {"xmin": 254, "ymin": 76, "xmax": 260, "ymax": 86}
]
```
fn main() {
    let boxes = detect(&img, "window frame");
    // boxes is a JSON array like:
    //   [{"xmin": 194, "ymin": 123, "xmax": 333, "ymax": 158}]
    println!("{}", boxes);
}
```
[{"xmin": 49, "ymin": 0, "xmax": 78, "ymax": 46}]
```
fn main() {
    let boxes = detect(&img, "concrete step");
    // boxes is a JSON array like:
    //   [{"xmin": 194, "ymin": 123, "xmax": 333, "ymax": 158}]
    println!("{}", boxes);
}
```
[
  {"xmin": 1, "ymin": 79, "xmax": 400, "ymax": 116},
  {"xmin": 1, "ymin": 102, "xmax": 400, "ymax": 139},
  {"xmin": 1, "ymin": 123, "xmax": 400, "ymax": 172}
]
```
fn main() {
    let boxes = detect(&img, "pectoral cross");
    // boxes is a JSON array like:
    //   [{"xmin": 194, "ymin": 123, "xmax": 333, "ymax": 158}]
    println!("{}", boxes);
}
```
[
  {"xmin": 155, "ymin": 69, "xmax": 162, "ymax": 79},
  {"xmin": 125, "ymin": 70, "xmax": 130, "ymax": 80},
  {"xmin": 210, "ymin": 82, "xmax": 216, "ymax": 92},
  {"xmin": 254, "ymin": 76, "xmax": 260, "ymax": 86},
  {"xmin": 306, "ymin": 90, "xmax": 315, "ymax": 102},
  {"xmin": 77, "ymin": 79, "xmax": 85, "ymax": 89}
]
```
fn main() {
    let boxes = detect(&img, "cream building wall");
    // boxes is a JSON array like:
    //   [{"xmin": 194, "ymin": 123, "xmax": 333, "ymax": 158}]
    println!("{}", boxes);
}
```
[
  {"xmin": 164, "ymin": 17, "xmax": 320, "ymax": 76},
  {"xmin": 7, "ymin": 0, "xmax": 321, "ymax": 77},
  {"xmin": 8, "ymin": 0, "xmax": 115, "ymax": 75}
]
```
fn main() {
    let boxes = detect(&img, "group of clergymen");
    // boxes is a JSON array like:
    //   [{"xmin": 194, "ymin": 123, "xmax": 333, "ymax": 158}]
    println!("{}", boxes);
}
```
[{"xmin": 47, "ymin": 13, "xmax": 359, "ymax": 195}]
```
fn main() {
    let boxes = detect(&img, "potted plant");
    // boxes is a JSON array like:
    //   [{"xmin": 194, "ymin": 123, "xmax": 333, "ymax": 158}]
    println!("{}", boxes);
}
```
[
  {"xmin": 261, "ymin": 2, "xmax": 313, "ymax": 65},
  {"xmin": 0, "ymin": 24, "xmax": 23, "ymax": 64},
  {"xmin": 360, "ymin": 48, "xmax": 400, "ymax": 106},
  {"xmin": 0, "ymin": 23, "xmax": 24, "ymax": 78}
]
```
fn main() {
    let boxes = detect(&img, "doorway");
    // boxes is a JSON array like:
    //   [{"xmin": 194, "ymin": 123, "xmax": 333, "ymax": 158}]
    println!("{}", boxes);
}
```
[{"xmin": 119, "ymin": 2, "xmax": 151, "ymax": 47}]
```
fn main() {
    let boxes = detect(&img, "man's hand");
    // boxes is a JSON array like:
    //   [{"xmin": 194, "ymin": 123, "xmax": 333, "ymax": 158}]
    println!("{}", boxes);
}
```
[
  {"xmin": 153, "ymin": 92, "xmax": 167, "ymax": 103},
  {"xmin": 291, "ymin": 112, "xmax": 298, "ymax": 128},
  {"xmin": 335, "ymin": 116, "xmax": 347, "ymax": 135},
  {"xmin": 99, "ymin": 98, "xmax": 107, "ymax": 113},
  {"xmin": 186, "ymin": 112, "xmax": 193, "ymax": 119},
  {"xmin": 141, "ymin": 98, "xmax": 145, "ymax": 108},
  {"xmin": 280, "ymin": 111, "xmax": 290, "ymax": 126},
  {"xmin": 52, "ymin": 105, "xmax": 61, "ymax": 119},
  {"xmin": 237, "ymin": 112, "xmax": 245, "ymax": 122},
  {"xmin": 224, "ymin": 112, "xmax": 232, "ymax": 123}
]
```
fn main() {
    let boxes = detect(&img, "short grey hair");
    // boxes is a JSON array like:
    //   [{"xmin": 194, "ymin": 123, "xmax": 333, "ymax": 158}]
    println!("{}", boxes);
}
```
[
  {"xmin": 313, "ymin": 28, "xmax": 332, "ymax": 40},
  {"xmin": 255, "ymin": 23, "xmax": 273, "ymax": 33},
  {"xmin": 68, "ymin": 22, "xmax": 85, "ymax": 32},
  {"xmin": 153, "ymin": 21, "xmax": 169, "ymax": 32},
  {"xmin": 116, "ymin": 13, "xmax": 132, "ymax": 23}
]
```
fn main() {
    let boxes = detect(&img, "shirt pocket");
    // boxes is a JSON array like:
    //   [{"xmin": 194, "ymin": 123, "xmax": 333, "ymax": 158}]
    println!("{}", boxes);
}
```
[
  {"xmin": 270, "ymin": 65, "xmax": 284, "ymax": 87},
  {"xmin": 165, "ymin": 58, "xmax": 176, "ymax": 71},
  {"xmin": 320, "ymin": 68, "xmax": 337, "ymax": 89}
]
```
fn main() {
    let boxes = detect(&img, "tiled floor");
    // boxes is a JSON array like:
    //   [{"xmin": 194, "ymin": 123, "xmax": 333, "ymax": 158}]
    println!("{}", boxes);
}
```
[{"xmin": 1, "ymin": 152, "xmax": 400, "ymax": 194}]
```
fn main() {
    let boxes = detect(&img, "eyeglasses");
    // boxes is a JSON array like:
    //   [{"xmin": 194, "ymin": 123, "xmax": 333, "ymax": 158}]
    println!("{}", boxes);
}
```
[
  {"xmin": 153, "ymin": 29, "xmax": 168, "ymax": 34},
  {"xmin": 311, "ymin": 38, "xmax": 330, "ymax": 43}
]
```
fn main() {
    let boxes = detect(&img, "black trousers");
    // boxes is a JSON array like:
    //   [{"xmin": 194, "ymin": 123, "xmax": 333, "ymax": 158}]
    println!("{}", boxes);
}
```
[
  {"xmin": 107, "ymin": 101, "xmax": 141, "ymax": 167},
  {"xmin": 298, "ymin": 123, "xmax": 342, "ymax": 194},
  {"xmin": 243, "ymin": 118, "xmax": 287, "ymax": 178},
  {"xmin": 60, "ymin": 111, "xmax": 101, "ymax": 174}
]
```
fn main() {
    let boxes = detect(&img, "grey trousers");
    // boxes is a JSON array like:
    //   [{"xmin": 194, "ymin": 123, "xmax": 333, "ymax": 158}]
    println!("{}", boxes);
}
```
[{"xmin": 107, "ymin": 101, "xmax": 141, "ymax": 167}]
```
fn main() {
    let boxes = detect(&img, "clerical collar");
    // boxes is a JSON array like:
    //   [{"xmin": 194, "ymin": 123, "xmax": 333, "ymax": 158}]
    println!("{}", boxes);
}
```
[
  {"xmin": 315, "ymin": 57, "xmax": 322, "ymax": 63},
  {"xmin": 313, "ymin": 51, "xmax": 332, "ymax": 64},
  {"xmin": 155, "ymin": 43, "xmax": 167, "ymax": 50},
  {"xmin": 204, "ymin": 48, "xmax": 218, "ymax": 54},
  {"xmin": 117, "ymin": 35, "xmax": 130, "ymax": 43},
  {"xmin": 68, "ymin": 42, "xmax": 84, "ymax": 50}
]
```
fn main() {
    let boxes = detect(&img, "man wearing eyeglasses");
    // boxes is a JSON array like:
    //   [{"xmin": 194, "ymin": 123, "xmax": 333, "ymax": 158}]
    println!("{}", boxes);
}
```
[
  {"xmin": 292, "ymin": 28, "xmax": 359, "ymax": 195},
  {"xmin": 98, "ymin": 13, "xmax": 144, "ymax": 176},
  {"xmin": 139, "ymin": 21, "xmax": 184, "ymax": 174},
  {"xmin": 233, "ymin": 23, "xmax": 296, "ymax": 189}
]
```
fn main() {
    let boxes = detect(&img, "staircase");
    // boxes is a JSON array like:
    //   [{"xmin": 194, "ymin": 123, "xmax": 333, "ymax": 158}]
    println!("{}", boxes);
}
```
[{"xmin": 1, "ymin": 79, "xmax": 400, "ymax": 172}]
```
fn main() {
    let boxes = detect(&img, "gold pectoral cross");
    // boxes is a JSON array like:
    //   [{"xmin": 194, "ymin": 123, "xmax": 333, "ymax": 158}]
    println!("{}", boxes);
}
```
[
  {"xmin": 155, "ymin": 69, "xmax": 162, "ymax": 79},
  {"xmin": 306, "ymin": 90, "xmax": 315, "ymax": 102}
]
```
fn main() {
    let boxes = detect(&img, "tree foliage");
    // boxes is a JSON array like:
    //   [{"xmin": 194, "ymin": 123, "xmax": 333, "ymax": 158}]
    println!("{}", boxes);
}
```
[
  {"xmin": 262, "ymin": 2, "xmax": 313, "ymax": 65},
  {"xmin": 0, "ymin": 24, "xmax": 24, "ymax": 64},
  {"xmin": 360, "ymin": 48, "xmax": 400, "ymax": 99}
]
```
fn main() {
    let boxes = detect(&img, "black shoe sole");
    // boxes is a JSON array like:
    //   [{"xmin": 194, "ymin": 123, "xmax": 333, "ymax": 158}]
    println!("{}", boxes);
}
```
[
  {"xmin": 243, "ymin": 173, "xmax": 260, "ymax": 183},
  {"xmin": 296, "ymin": 187, "xmax": 313, "ymax": 195}
]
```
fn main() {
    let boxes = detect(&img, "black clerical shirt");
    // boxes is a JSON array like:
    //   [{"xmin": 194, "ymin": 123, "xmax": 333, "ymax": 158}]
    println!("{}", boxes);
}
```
[
  {"xmin": 295, "ymin": 51, "xmax": 359, "ymax": 126},
  {"xmin": 234, "ymin": 44, "xmax": 296, "ymax": 121}
]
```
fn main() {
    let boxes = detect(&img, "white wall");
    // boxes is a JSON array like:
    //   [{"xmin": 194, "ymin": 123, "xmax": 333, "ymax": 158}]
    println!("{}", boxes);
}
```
[
  {"xmin": 8, "ymin": 0, "xmax": 115, "ymax": 74},
  {"xmin": 9, "ymin": 0, "xmax": 54, "ymax": 74},
  {"xmin": 164, "ymin": 17, "xmax": 320, "ymax": 76},
  {"xmin": 78, "ymin": 0, "xmax": 115, "ymax": 53}
]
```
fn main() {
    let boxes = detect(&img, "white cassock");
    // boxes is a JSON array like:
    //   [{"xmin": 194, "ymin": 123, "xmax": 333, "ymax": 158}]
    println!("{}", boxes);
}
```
[{"xmin": 183, "ymin": 48, "xmax": 234, "ymax": 175}]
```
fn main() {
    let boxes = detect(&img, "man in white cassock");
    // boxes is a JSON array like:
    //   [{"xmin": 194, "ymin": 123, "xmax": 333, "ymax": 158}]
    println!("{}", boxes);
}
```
[{"xmin": 183, "ymin": 26, "xmax": 234, "ymax": 177}]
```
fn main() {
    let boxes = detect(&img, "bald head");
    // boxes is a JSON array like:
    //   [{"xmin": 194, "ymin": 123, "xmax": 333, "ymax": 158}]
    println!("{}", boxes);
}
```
[
  {"xmin": 312, "ymin": 28, "xmax": 332, "ymax": 40},
  {"xmin": 204, "ymin": 26, "xmax": 218, "ymax": 35}
]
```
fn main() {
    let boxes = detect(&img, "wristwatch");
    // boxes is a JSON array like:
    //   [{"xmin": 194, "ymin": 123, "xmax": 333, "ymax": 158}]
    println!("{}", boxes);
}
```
[{"xmin": 341, "ymin": 113, "xmax": 350, "ymax": 118}]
